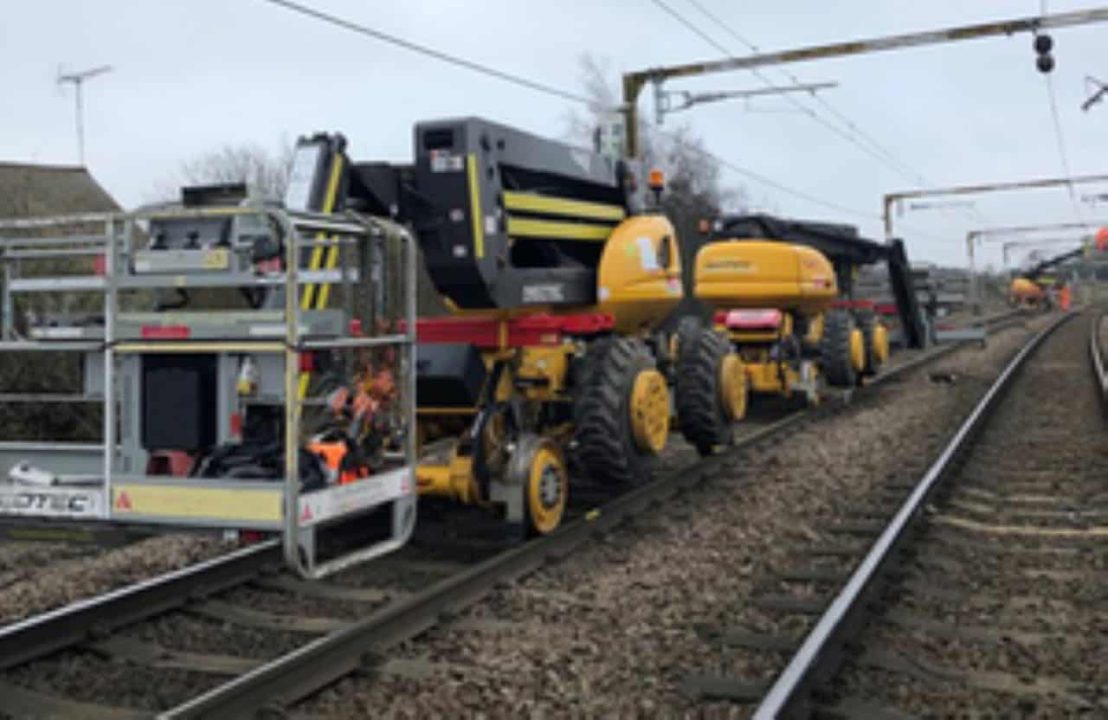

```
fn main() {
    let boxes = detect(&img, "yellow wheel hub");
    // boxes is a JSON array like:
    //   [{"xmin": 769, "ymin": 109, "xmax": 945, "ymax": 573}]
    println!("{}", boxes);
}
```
[
  {"xmin": 527, "ymin": 444, "xmax": 567, "ymax": 535},
  {"xmin": 629, "ymin": 369, "xmax": 669, "ymax": 455},
  {"xmin": 718, "ymin": 353, "xmax": 748, "ymax": 421},
  {"xmin": 873, "ymin": 323, "xmax": 890, "ymax": 365},
  {"xmin": 849, "ymin": 328, "xmax": 866, "ymax": 373}
]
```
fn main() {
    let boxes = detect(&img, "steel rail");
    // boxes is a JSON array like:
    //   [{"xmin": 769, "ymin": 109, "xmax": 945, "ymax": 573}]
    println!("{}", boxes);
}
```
[
  {"xmin": 0, "ymin": 308, "xmax": 1021, "ymax": 715},
  {"xmin": 0, "ymin": 540, "xmax": 280, "ymax": 671},
  {"xmin": 1090, "ymin": 309, "xmax": 1108, "ymax": 412},
  {"xmin": 752, "ymin": 310, "xmax": 1077, "ymax": 719},
  {"xmin": 160, "ymin": 311, "xmax": 1023, "ymax": 719},
  {"xmin": 162, "ymin": 410, "xmax": 815, "ymax": 718}
]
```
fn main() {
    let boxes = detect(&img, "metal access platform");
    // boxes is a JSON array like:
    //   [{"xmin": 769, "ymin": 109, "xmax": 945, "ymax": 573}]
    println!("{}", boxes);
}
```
[{"xmin": 0, "ymin": 202, "xmax": 417, "ymax": 578}]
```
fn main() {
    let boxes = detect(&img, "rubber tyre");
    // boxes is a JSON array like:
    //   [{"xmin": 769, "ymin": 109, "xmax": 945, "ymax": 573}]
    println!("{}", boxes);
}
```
[
  {"xmin": 856, "ymin": 309, "xmax": 883, "ymax": 377},
  {"xmin": 821, "ymin": 309, "xmax": 857, "ymax": 388},
  {"xmin": 676, "ymin": 328, "xmax": 736, "ymax": 456},
  {"xmin": 573, "ymin": 337, "xmax": 661, "ymax": 485},
  {"xmin": 675, "ymin": 315, "xmax": 705, "ymax": 359}
]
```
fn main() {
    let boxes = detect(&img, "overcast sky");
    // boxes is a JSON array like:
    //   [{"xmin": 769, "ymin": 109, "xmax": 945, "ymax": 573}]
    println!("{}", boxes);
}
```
[{"xmin": 3, "ymin": 0, "xmax": 1107, "ymax": 268}]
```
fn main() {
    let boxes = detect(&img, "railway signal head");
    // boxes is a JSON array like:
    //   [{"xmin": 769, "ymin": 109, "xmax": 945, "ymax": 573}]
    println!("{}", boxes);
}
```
[{"xmin": 1034, "ymin": 33, "xmax": 1055, "ymax": 74}]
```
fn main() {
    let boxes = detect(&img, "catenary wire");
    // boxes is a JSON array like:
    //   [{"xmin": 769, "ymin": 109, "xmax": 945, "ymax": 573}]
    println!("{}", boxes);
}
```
[
  {"xmin": 1040, "ymin": 0, "xmax": 1086, "ymax": 226},
  {"xmin": 260, "ymin": 0, "xmax": 946, "ymax": 241},
  {"xmin": 259, "ymin": 0, "xmax": 594, "ymax": 106},
  {"xmin": 650, "ymin": 0, "xmax": 925, "ymax": 186},
  {"xmin": 669, "ymin": 0, "xmax": 987, "ymax": 226}
]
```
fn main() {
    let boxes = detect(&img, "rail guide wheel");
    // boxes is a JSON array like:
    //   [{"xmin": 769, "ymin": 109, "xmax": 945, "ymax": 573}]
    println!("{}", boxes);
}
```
[
  {"xmin": 856, "ymin": 310, "xmax": 889, "ymax": 376},
  {"xmin": 574, "ymin": 336, "xmax": 670, "ymax": 485},
  {"xmin": 503, "ymin": 434, "xmax": 568, "ymax": 536},
  {"xmin": 821, "ymin": 309, "xmax": 865, "ymax": 388},
  {"xmin": 677, "ymin": 327, "xmax": 747, "ymax": 456}
]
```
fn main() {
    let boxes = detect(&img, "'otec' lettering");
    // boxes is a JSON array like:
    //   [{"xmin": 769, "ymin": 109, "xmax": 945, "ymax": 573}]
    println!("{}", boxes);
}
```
[{"xmin": 0, "ymin": 491, "xmax": 92, "ymax": 514}]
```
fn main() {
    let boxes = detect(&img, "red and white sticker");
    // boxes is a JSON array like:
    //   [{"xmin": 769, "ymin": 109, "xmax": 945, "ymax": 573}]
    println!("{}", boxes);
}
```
[
  {"xmin": 298, "ymin": 466, "xmax": 412, "ymax": 528},
  {"xmin": 430, "ymin": 150, "xmax": 464, "ymax": 173}
]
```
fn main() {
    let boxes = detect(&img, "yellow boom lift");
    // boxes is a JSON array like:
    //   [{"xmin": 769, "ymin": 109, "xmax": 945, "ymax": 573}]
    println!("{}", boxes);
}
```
[
  {"xmin": 675, "ymin": 215, "xmax": 897, "ymax": 454},
  {"xmin": 349, "ymin": 118, "xmax": 688, "ymax": 536}
]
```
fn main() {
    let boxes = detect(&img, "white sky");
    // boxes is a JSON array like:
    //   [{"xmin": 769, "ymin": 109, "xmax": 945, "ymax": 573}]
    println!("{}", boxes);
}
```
[{"xmin": 3, "ymin": 0, "xmax": 1107, "ymax": 269}]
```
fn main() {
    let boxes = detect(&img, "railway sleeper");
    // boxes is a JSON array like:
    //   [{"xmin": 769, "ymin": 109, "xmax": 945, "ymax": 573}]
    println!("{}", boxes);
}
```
[
  {"xmin": 250, "ymin": 575, "xmax": 397, "ymax": 604},
  {"xmin": 0, "ymin": 679, "xmax": 145, "ymax": 720},
  {"xmin": 183, "ymin": 600, "xmax": 349, "ymax": 634},
  {"xmin": 803, "ymin": 542, "xmax": 869, "ymax": 558},
  {"xmin": 818, "ymin": 696, "xmax": 924, "ymax": 720},
  {"xmin": 679, "ymin": 675, "xmax": 770, "ymax": 702},
  {"xmin": 85, "ymin": 635, "xmax": 260, "ymax": 675},
  {"xmin": 752, "ymin": 594, "xmax": 828, "ymax": 615},
  {"xmin": 857, "ymin": 647, "xmax": 1099, "ymax": 709},
  {"xmin": 696, "ymin": 626, "xmax": 799, "ymax": 652},
  {"xmin": 775, "ymin": 566, "xmax": 849, "ymax": 584},
  {"xmin": 826, "ymin": 520, "xmax": 886, "ymax": 537},
  {"xmin": 878, "ymin": 608, "xmax": 1092, "ymax": 650}
]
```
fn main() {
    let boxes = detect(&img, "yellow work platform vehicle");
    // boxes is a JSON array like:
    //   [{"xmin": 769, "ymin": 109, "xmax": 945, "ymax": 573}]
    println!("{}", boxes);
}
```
[
  {"xmin": 238, "ymin": 118, "xmax": 694, "ymax": 538},
  {"xmin": 675, "ymin": 215, "xmax": 927, "ymax": 454},
  {"xmin": 393, "ymin": 119, "xmax": 689, "ymax": 537}
]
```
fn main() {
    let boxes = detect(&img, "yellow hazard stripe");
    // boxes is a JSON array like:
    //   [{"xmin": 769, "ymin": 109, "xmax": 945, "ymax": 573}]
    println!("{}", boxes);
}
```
[
  {"xmin": 112, "ymin": 484, "xmax": 283, "ymax": 524},
  {"xmin": 502, "ymin": 191, "xmax": 626, "ymax": 222},
  {"xmin": 298, "ymin": 152, "xmax": 346, "ymax": 400},
  {"xmin": 300, "ymin": 246, "xmax": 324, "ymax": 311},
  {"xmin": 313, "ymin": 153, "xmax": 346, "ymax": 312},
  {"xmin": 315, "ymin": 242, "xmax": 340, "ymax": 310},
  {"xmin": 505, "ymin": 217, "xmax": 613, "ymax": 242},
  {"xmin": 299, "ymin": 154, "xmax": 345, "ymax": 312},
  {"xmin": 467, "ymin": 153, "xmax": 484, "ymax": 259},
  {"xmin": 297, "ymin": 366, "xmax": 312, "ymax": 401}
]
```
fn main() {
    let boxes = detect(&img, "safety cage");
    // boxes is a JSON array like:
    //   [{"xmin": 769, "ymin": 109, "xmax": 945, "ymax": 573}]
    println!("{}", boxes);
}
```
[{"xmin": 0, "ymin": 201, "xmax": 417, "ymax": 578}]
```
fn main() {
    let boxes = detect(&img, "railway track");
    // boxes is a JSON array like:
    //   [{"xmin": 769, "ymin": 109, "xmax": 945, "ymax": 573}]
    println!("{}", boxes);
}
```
[
  {"xmin": 728, "ymin": 308, "xmax": 1107, "ymax": 718},
  {"xmin": 0, "ymin": 310, "xmax": 1024, "ymax": 719}
]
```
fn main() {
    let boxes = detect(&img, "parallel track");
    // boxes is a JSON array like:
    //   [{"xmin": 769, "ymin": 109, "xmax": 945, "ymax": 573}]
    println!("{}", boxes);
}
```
[
  {"xmin": 744, "ymin": 309, "xmax": 1106, "ymax": 718},
  {"xmin": 0, "ymin": 311, "xmax": 1022, "ymax": 719}
]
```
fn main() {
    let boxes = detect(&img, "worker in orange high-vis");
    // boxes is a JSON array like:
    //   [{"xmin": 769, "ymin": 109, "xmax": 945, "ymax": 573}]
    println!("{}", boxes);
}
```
[{"xmin": 1058, "ymin": 282, "xmax": 1072, "ymax": 311}]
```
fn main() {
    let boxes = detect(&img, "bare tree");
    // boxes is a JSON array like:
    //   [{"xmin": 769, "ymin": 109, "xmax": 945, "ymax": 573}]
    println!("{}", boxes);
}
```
[
  {"xmin": 152, "ymin": 140, "xmax": 294, "ymax": 203},
  {"xmin": 181, "ymin": 142, "xmax": 294, "ymax": 200},
  {"xmin": 565, "ymin": 55, "xmax": 747, "ymax": 324},
  {"xmin": 564, "ymin": 55, "xmax": 745, "ymax": 213}
]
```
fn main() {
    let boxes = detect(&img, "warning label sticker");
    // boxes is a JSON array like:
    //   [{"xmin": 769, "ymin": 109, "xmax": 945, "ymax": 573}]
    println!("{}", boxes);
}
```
[
  {"xmin": 429, "ymin": 150, "xmax": 464, "ymax": 173},
  {"xmin": 298, "ymin": 467, "xmax": 411, "ymax": 528}
]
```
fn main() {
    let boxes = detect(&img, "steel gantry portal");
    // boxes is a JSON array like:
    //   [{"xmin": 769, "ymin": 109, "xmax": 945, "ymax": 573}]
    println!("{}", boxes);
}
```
[{"xmin": 621, "ymin": 7, "xmax": 1108, "ymax": 158}]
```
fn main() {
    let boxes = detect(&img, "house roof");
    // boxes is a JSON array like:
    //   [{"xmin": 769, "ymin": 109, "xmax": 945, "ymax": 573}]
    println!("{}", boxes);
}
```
[{"xmin": 0, "ymin": 163, "xmax": 120, "ymax": 219}]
